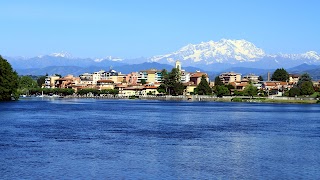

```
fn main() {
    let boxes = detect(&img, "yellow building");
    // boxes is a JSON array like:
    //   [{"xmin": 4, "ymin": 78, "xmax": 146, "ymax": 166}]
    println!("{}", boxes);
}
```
[{"xmin": 138, "ymin": 69, "xmax": 162, "ymax": 83}]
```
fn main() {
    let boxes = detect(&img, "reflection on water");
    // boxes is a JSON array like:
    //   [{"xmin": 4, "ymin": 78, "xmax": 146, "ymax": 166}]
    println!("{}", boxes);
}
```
[{"xmin": 0, "ymin": 99, "xmax": 320, "ymax": 179}]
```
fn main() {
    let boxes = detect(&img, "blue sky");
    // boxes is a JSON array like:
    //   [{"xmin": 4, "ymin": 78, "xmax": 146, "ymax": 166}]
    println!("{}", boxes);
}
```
[{"xmin": 0, "ymin": 0, "xmax": 319, "ymax": 59}]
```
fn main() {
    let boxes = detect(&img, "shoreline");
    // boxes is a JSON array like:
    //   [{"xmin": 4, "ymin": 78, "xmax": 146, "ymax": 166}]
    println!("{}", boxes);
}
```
[{"xmin": 24, "ymin": 95, "xmax": 319, "ymax": 104}]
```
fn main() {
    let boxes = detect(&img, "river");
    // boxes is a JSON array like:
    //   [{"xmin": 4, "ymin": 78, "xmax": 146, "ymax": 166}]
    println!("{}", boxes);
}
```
[{"xmin": 1, "ymin": 98, "xmax": 320, "ymax": 179}]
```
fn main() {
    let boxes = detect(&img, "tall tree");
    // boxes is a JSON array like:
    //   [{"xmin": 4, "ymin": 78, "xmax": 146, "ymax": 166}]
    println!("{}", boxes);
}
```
[
  {"xmin": 168, "ymin": 68, "xmax": 184, "ymax": 95},
  {"xmin": 18, "ymin": 76, "xmax": 38, "ymax": 95},
  {"xmin": 258, "ymin": 75, "xmax": 264, "ymax": 81},
  {"xmin": 300, "ymin": 81, "xmax": 314, "ymax": 95},
  {"xmin": 243, "ymin": 83, "xmax": 258, "ymax": 97},
  {"xmin": 196, "ymin": 75, "xmax": 212, "ymax": 95},
  {"xmin": 215, "ymin": 85, "xmax": 229, "ymax": 97},
  {"xmin": 297, "ymin": 73, "xmax": 312, "ymax": 87},
  {"xmin": 271, "ymin": 68, "xmax": 289, "ymax": 82},
  {"xmin": 0, "ymin": 56, "xmax": 19, "ymax": 101},
  {"xmin": 297, "ymin": 73, "xmax": 314, "ymax": 95},
  {"xmin": 37, "ymin": 76, "xmax": 46, "ymax": 87},
  {"xmin": 214, "ymin": 76, "xmax": 224, "ymax": 86}
]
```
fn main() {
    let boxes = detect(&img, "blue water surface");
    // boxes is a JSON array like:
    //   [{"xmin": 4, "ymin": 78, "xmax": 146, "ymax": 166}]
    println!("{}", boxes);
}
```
[{"xmin": 1, "ymin": 98, "xmax": 320, "ymax": 179}]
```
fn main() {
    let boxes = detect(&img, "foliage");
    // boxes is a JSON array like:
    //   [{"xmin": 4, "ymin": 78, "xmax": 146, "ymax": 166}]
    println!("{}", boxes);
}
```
[
  {"xmin": 160, "ymin": 68, "xmax": 184, "ymax": 95},
  {"xmin": 243, "ymin": 83, "xmax": 258, "ymax": 97},
  {"xmin": 157, "ymin": 84, "xmax": 166, "ymax": 94},
  {"xmin": 77, "ymin": 88, "xmax": 99, "ymax": 95},
  {"xmin": 37, "ymin": 76, "xmax": 46, "ymax": 87},
  {"xmin": 0, "ymin": 56, "xmax": 19, "ymax": 101},
  {"xmin": 195, "ymin": 75, "xmax": 212, "ymax": 95},
  {"xmin": 29, "ymin": 88, "xmax": 75, "ymax": 96},
  {"xmin": 288, "ymin": 87, "xmax": 301, "ymax": 97},
  {"xmin": 234, "ymin": 90, "xmax": 244, "ymax": 96},
  {"xmin": 231, "ymin": 97, "xmax": 243, "ymax": 102},
  {"xmin": 297, "ymin": 73, "xmax": 312, "ymax": 88},
  {"xmin": 258, "ymin": 75, "xmax": 264, "ymax": 81},
  {"xmin": 258, "ymin": 89, "xmax": 267, "ymax": 97},
  {"xmin": 226, "ymin": 84, "xmax": 235, "ymax": 91},
  {"xmin": 100, "ymin": 89, "xmax": 119, "ymax": 95},
  {"xmin": 214, "ymin": 76, "xmax": 224, "ymax": 86},
  {"xmin": 300, "ymin": 81, "xmax": 314, "ymax": 95},
  {"xmin": 271, "ymin": 68, "xmax": 289, "ymax": 82},
  {"xmin": 18, "ymin": 76, "xmax": 38, "ymax": 95},
  {"xmin": 215, "ymin": 85, "xmax": 229, "ymax": 97},
  {"xmin": 140, "ymin": 79, "xmax": 146, "ymax": 85}
]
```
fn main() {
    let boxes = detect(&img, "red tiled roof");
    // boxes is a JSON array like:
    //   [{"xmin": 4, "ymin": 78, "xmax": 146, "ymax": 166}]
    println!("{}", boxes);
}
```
[
  {"xmin": 191, "ymin": 72, "xmax": 207, "ymax": 78},
  {"xmin": 97, "ymin": 80, "xmax": 114, "ymax": 83},
  {"xmin": 279, "ymin": 82, "xmax": 287, "ymax": 85}
]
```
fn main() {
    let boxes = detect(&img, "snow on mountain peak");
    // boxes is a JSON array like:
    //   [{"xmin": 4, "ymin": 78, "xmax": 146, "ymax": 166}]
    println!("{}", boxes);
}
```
[
  {"xmin": 302, "ymin": 51, "xmax": 320, "ymax": 60},
  {"xmin": 151, "ymin": 39, "xmax": 266, "ymax": 64},
  {"xmin": 94, "ymin": 56, "xmax": 123, "ymax": 62},
  {"xmin": 49, "ymin": 51, "xmax": 73, "ymax": 58}
]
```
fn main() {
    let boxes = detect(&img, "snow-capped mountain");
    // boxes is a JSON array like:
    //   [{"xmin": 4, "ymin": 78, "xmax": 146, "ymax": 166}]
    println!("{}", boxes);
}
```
[
  {"xmin": 49, "ymin": 51, "xmax": 73, "ymax": 58},
  {"xmin": 94, "ymin": 56, "xmax": 123, "ymax": 62},
  {"xmin": 275, "ymin": 51, "xmax": 320, "ymax": 61},
  {"xmin": 150, "ymin": 39, "xmax": 320, "ymax": 69},
  {"xmin": 151, "ymin": 39, "xmax": 266, "ymax": 64}
]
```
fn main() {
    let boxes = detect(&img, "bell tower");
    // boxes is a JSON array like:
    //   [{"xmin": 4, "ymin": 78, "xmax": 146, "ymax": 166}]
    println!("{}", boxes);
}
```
[{"xmin": 175, "ymin": 60, "xmax": 181, "ymax": 71}]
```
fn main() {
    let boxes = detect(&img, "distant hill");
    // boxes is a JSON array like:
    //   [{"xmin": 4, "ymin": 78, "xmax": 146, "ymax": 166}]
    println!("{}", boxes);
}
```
[{"xmin": 16, "ymin": 62, "xmax": 209, "ymax": 76}]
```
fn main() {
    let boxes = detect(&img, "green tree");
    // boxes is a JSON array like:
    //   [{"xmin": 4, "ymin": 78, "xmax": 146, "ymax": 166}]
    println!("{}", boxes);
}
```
[
  {"xmin": 296, "ymin": 73, "xmax": 314, "ymax": 96},
  {"xmin": 140, "ymin": 79, "xmax": 147, "ymax": 85},
  {"xmin": 243, "ymin": 83, "xmax": 258, "ymax": 97},
  {"xmin": 163, "ymin": 68, "xmax": 184, "ymax": 95},
  {"xmin": 258, "ymin": 75, "xmax": 264, "ymax": 81},
  {"xmin": 214, "ymin": 76, "xmax": 224, "ymax": 86},
  {"xmin": 288, "ymin": 87, "xmax": 301, "ymax": 97},
  {"xmin": 195, "ymin": 75, "xmax": 212, "ymax": 95},
  {"xmin": 271, "ymin": 68, "xmax": 289, "ymax": 82},
  {"xmin": 157, "ymin": 84, "xmax": 167, "ymax": 94},
  {"xmin": 18, "ymin": 76, "xmax": 38, "ymax": 94},
  {"xmin": 300, "ymin": 81, "xmax": 314, "ymax": 95},
  {"xmin": 37, "ymin": 76, "xmax": 46, "ymax": 87},
  {"xmin": 215, "ymin": 85, "xmax": 229, "ymax": 97},
  {"xmin": 297, "ymin": 73, "xmax": 312, "ymax": 87},
  {"xmin": 0, "ymin": 56, "xmax": 19, "ymax": 101},
  {"xmin": 234, "ymin": 90, "xmax": 244, "ymax": 96}
]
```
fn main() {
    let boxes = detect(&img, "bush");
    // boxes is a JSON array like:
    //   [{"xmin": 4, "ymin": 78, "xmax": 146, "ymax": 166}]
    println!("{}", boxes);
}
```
[{"xmin": 231, "ymin": 97, "xmax": 243, "ymax": 102}]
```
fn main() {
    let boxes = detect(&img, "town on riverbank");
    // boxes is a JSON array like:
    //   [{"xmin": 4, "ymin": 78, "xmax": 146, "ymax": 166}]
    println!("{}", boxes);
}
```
[{"xmin": 16, "ymin": 60, "xmax": 320, "ymax": 104}]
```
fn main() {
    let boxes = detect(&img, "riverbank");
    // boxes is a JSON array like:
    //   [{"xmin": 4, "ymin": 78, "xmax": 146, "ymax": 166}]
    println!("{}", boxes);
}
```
[{"xmin": 58, "ymin": 94, "xmax": 320, "ymax": 104}]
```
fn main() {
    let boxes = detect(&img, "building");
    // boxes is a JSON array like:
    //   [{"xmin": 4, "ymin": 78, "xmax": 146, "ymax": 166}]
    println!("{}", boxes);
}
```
[
  {"xmin": 175, "ymin": 60, "xmax": 181, "ymax": 71},
  {"xmin": 138, "ymin": 69, "xmax": 162, "ymax": 83},
  {"xmin": 55, "ymin": 75, "xmax": 80, "ymax": 89},
  {"xmin": 219, "ymin": 72, "xmax": 241, "ymax": 85},
  {"xmin": 181, "ymin": 70, "xmax": 190, "ymax": 83},
  {"xmin": 183, "ymin": 82, "xmax": 197, "ymax": 95},
  {"xmin": 96, "ymin": 80, "xmax": 114, "ymax": 90},
  {"xmin": 44, "ymin": 75, "xmax": 60, "ymax": 88},
  {"xmin": 190, "ymin": 71, "xmax": 209, "ymax": 85},
  {"xmin": 125, "ymin": 72, "xmax": 139, "ymax": 84},
  {"xmin": 243, "ymin": 74, "xmax": 259, "ymax": 83},
  {"xmin": 79, "ymin": 73, "xmax": 93, "ymax": 85},
  {"xmin": 289, "ymin": 74, "xmax": 300, "ymax": 84}
]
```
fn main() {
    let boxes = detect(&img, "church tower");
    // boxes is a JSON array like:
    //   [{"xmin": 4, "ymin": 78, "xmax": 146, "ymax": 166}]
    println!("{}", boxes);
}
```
[{"xmin": 175, "ymin": 60, "xmax": 181, "ymax": 71}]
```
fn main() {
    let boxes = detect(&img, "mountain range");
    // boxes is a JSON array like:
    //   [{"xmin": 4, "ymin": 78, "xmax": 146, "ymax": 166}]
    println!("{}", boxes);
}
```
[{"xmin": 3, "ymin": 39, "xmax": 320, "ymax": 79}]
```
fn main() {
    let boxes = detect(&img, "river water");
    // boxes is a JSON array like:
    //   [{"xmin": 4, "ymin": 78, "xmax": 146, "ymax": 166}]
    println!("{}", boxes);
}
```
[{"xmin": 1, "ymin": 98, "xmax": 320, "ymax": 179}]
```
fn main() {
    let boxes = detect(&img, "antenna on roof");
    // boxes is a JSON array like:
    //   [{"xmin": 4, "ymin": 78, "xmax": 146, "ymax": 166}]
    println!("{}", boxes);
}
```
[{"xmin": 109, "ymin": 66, "xmax": 113, "ymax": 70}]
